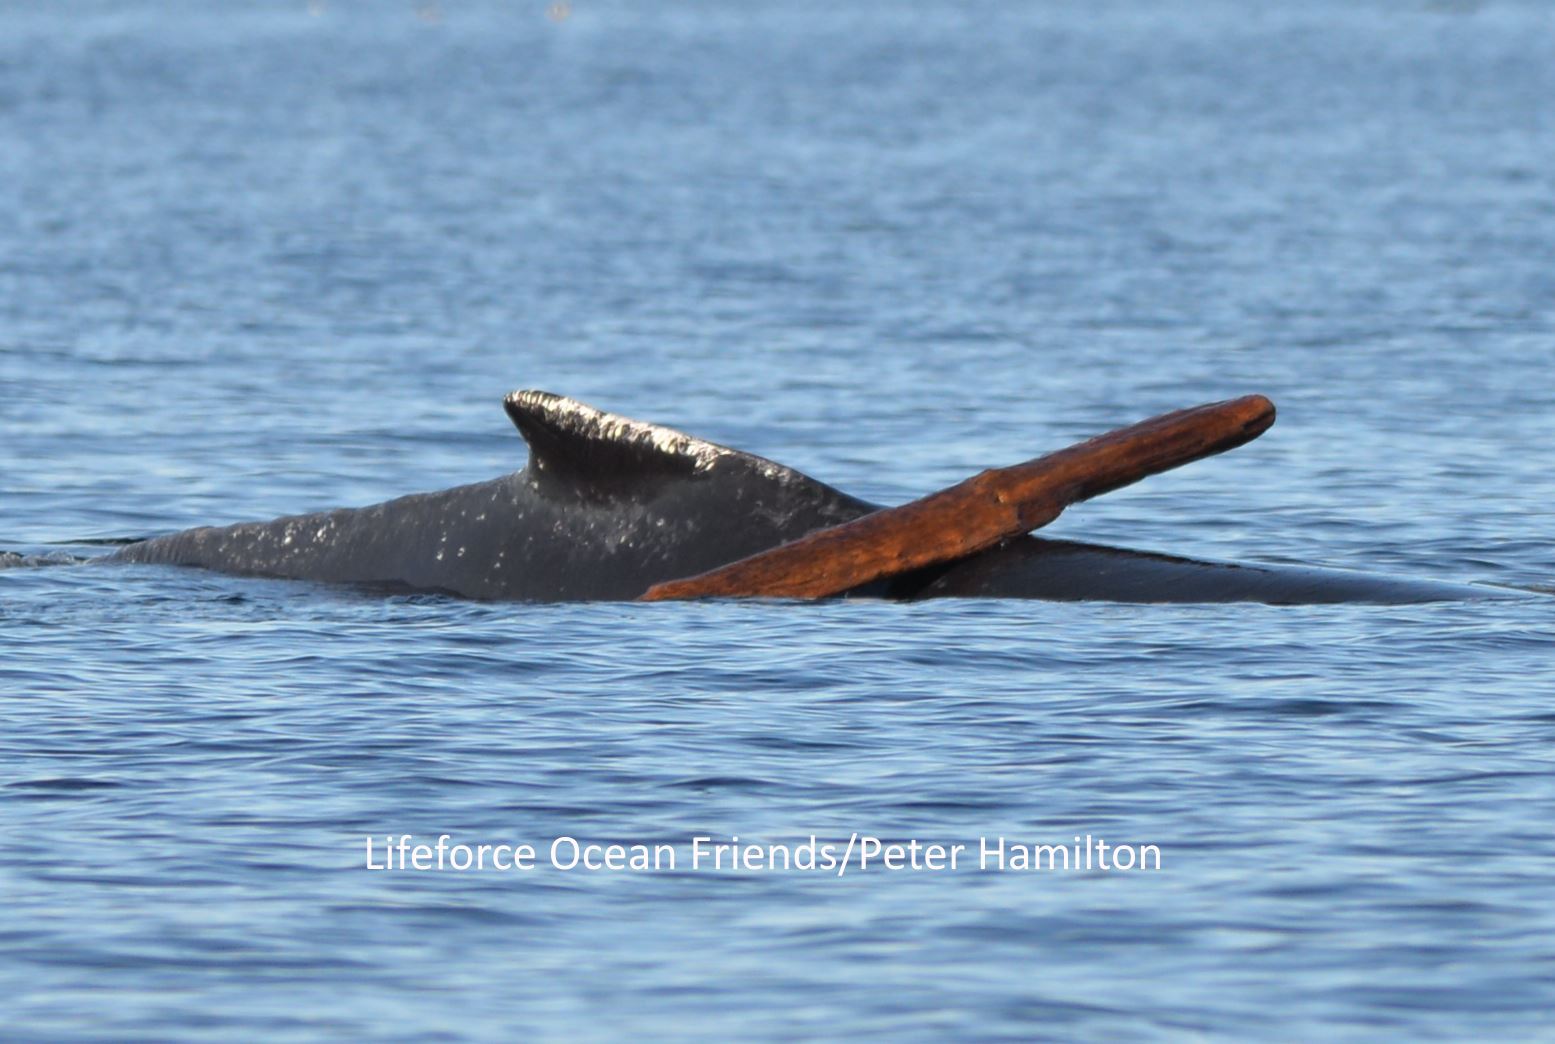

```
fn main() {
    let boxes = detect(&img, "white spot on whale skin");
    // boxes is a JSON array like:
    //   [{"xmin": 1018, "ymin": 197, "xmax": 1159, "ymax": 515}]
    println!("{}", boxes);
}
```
[{"xmin": 505, "ymin": 390, "xmax": 740, "ymax": 474}]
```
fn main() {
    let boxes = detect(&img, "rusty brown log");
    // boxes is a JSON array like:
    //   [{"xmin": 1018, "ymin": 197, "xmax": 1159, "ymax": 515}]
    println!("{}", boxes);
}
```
[{"xmin": 639, "ymin": 394, "xmax": 1276, "ymax": 602}]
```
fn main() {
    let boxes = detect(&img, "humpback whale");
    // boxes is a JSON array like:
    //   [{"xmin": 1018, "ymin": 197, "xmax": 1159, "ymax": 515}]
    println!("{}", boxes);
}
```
[{"xmin": 110, "ymin": 390, "xmax": 1509, "ymax": 604}]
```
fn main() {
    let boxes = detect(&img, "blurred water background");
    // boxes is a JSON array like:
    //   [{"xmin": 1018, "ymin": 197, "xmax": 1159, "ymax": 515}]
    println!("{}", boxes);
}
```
[{"xmin": 3, "ymin": 1, "xmax": 1554, "ymax": 1038}]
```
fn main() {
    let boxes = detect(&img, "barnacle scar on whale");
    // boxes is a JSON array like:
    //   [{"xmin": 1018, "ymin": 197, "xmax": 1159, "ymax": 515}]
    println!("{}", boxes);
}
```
[{"xmin": 110, "ymin": 390, "xmax": 1508, "ymax": 603}]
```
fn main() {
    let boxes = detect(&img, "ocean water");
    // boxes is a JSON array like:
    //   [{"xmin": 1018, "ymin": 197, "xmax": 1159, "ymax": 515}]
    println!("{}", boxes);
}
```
[{"xmin": 4, "ymin": 1, "xmax": 1555, "ymax": 1039}]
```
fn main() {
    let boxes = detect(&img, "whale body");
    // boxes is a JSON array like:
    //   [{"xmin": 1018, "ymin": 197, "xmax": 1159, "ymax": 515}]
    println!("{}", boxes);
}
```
[{"xmin": 111, "ymin": 391, "xmax": 1505, "ymax": 604}]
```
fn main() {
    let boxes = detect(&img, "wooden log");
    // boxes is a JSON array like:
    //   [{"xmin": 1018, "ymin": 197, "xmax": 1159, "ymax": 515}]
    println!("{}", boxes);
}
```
[{"xmin": 639, "ymin": 394, "xmax": 1276, "ymax": 602}]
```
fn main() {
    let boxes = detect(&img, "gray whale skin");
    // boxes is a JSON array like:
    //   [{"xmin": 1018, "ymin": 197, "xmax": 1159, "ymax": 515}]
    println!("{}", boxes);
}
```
[{"xmin": 112, "ymin": 390, "xmax": 1505, "ymax": 604}]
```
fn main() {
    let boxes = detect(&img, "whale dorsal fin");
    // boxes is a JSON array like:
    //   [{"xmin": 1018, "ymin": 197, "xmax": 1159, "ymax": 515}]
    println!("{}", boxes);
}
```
[{"xmin": 503, "ymin": 390, "xmax": 767, "ymax": 493}]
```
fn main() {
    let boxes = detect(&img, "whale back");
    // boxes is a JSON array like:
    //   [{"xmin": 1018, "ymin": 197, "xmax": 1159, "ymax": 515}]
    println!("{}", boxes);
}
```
[{"xmin": 112, "ymin": 390, "xmax": 1519, "ymax": 604}]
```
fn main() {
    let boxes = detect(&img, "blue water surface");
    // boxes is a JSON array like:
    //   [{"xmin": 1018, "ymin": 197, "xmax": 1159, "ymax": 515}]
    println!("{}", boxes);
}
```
[{"xmin": 4, "ymin": 1, "xmax": 1555, "ymax": 1039}]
